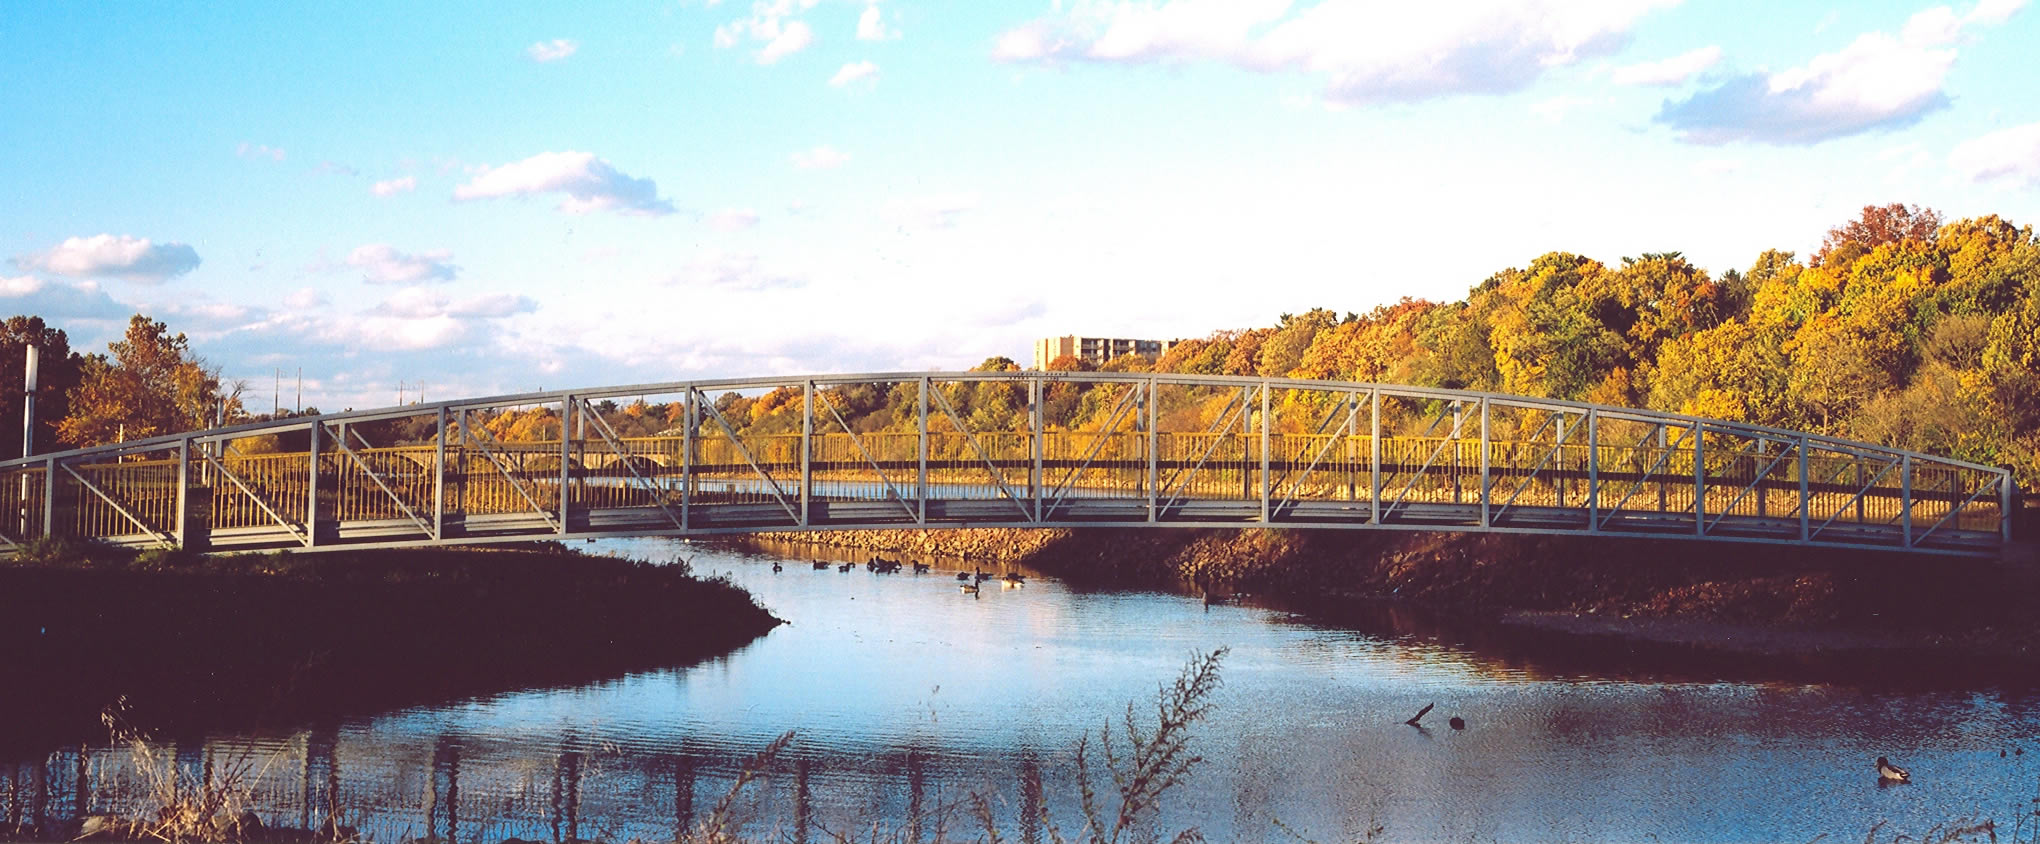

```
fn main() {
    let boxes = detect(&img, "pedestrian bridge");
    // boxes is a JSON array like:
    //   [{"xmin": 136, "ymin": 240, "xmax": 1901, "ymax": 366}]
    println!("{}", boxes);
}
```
[{"xmin": 0, "ymin": 372, "xmax": 2015, "ymax": 557}]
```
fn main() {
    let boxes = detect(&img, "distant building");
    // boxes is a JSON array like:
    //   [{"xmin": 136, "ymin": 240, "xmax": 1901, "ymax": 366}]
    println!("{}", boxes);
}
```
[{"xmin": 1033, "ymin": 335, "xmax": 1177, "ymax": 370}]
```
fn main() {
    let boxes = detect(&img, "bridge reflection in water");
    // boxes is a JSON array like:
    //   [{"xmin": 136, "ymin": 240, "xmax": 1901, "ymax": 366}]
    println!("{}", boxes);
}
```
[{"xmin": 0, "ymin": 372, "xmax": 2012, "ymax": 556}]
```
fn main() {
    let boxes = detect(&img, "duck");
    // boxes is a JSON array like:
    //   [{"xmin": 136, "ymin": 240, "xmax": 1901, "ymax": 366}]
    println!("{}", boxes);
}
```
[
  {"xmin": 838, "ymin": 563, "xmax": 854, "ymax": 573},
  {"xmin": 955, "ymin": 572, "xmax": 971, "ymax": 581},
  {"xmin": 1001, "ymin": 572, "xmax": 1025, "ymax": 585},
  {"xmin": 812, "ymin": 561, "xmax": 830, "ymax": 571},
  {"xmin": 1876, "ymin": 757, "xmax": 1911, "ymax": 784},
  {"xmin": 912, "ymin": 562, "xmax": 931, "ymax": 574}
]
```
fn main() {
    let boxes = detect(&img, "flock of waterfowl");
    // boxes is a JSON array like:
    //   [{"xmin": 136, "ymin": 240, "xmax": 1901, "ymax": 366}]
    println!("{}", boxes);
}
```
[{"xmin": 772, "ymin": 555, "xmax": 1025, "ymax": 598}]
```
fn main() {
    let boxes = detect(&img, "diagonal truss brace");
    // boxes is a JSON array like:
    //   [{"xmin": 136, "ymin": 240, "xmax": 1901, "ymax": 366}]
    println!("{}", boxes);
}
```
[
  {"xmin": 459, "ymin": 421, "xmax": 564, "ymax": 532},
  {"xmin": 1384, "ymin": 400, "xmax": 1471, "ymax": 518},
  {"xmin": 1270, "ymin": 392, "xmax": 1359, "ymax": 515},
  {"xmin": 815, "ymin": 392, "xmax": 920, "ymax": 522},
  {"xmin": 1491, "ymin": 410, "xmax": 1577, "ymax": 523},
  {"xmin": 1158, "ymin": 387, "xmax": 1253, "ymax": 510},
  {"xmin": 1913, "ymin": 471, "xmax": 2002, "ymax": 545},
  {"xmin": 1703, "ymin": 437, "xmax": 1800, "ymax": 534},
  {"xmin": 1808, "ymin": 453, "xmax": 1900, "ymax": 540},
  {"xmin": 1596, "ymin": 423, "xmax": 1692, "ymax": 530},
  {"xmin": 60, "ymin": 462, "xmax": 176, "ymax": 548},
  {"xmin": 200, "ymin": 451, "xmax": 311, "ymax": 546},
  {"xmin": 326, "ymin": 424, "xmax": 437, "ymax": 541},
  {"xmin": 693, "ymin": 388, "xmax": 802, "ymax": 524},
  {"xmin": 577, "ymin": 397, "xmax": 685, "ymax": 530},
  {"xmin": 927, "ymin": 382, "xmax": 1033, "ymax": 520},
  {"xmin": 1042, "ymin": 382, "xmax": 1143, "ymax": 518}
]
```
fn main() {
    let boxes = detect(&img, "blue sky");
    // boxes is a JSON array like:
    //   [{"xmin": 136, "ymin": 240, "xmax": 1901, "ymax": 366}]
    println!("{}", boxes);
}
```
[{"xmin": 4, "ymin": 0, "xmax": 2038, "ymax": 411}]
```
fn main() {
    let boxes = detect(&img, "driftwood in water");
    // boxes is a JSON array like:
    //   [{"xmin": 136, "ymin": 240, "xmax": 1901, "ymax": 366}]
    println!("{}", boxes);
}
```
[{"xmin": 1405, "ymin": 702, "xmax": 1435, "ymax": 727}]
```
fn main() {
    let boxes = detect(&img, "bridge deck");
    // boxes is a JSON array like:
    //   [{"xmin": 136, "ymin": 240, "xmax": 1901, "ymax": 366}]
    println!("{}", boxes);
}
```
[{"xmin": 0, "ymin": 372, "xmax": 2012, "ymax": 557}]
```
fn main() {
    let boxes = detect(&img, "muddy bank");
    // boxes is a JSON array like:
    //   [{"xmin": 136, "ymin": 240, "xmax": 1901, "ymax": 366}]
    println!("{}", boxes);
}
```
[
  {"xmin": 747, "ymin": 527, "xmax": 2040, "ymax": 674},
  {"xmin": 0, "ymin": 544, "xmax": 782, "ymax": 754}
]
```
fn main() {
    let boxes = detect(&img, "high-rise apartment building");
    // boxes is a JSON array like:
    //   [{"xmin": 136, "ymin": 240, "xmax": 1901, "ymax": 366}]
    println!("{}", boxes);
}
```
[{"xmin": 1032, "ymin": 335, "xmax": 1176, "ymax": 370}]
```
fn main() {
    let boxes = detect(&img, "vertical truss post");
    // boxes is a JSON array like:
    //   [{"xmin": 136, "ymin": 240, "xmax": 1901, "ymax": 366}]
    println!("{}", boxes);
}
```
[
  {"xmin": 1657, "ymin": 425, "xmax": 1669, "ymax": 512},
  {"xmin": 1345, "ymin": 390, "xmax": 1360, "ymax": 500},
  {"xmin": 1586, "ymin": 408, "xmax": 1599, "ymax": 533},
  {"xmin": 434, "ymin": 407, "xmax": 446, "ymax": 541},
  {"xmin": 175, "ymin": 438, "xmax": 189, "ymax": 548},
  {"xmin": 307, "ymin": 421, "xmax": 320, "ymax": 548},
  {"xmin": 42, "ymin": 456, "xmax": 54, "ymax": 538},
  {"xmin": 1999, "ymin": 464, "xmax": 2015, "ymax": 542},
  {"xmin": 1900, "ymin": 454, "xmax": 1913, "ymax": 548},
  {"xmin": 1693, "ymin": 421, "xmax": 1705, "ymax": 536},
  {"xmin": 558, "ymin": 397, "xmax": 572, "ymax": 536},
  {"xmin": 1030, "ymin": 376, "xmax": 1042, "ymax": 522},
  {"xmin": 917, "ymin": 377, "xmax": 929, "ymax": 524},
  {"xmin": 1145, "ymin": 378, "xmax": 1158, "ymax": 522},
  {"xmin": 1370, "ymin": 387, "xmax": 1382, "ymax": 525},
  {"xmin": 801, "ymin": 381, "xmax": 813, "ymax": 528},
  {"xmin": 1248, "ymin": 381, "xmax": 1264, "ymax": 521},
  {"xmin": 682, "ymin": 389, "xmax": 695, "ymax": 532},
  {"xmin": 1478, "ymin": 397, "xmax": 1491, "ymax": 528},
  {"xmin": 1798, "ymin": 436, "xmax": 1811, "ymax": 542}
]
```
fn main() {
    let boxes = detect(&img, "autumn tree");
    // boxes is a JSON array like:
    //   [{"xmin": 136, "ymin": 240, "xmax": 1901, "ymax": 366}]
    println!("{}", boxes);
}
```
[
  {"xmin": 0, "ymin": 316, "xmax": 86, "ymax": 458},
  {"xmin": 59, "ymin": 314, "xmax": 227, "ymax": 447},
  {"xmin": 1812, "ymin": 203, "xmax": 1942, "ymax": 268}
]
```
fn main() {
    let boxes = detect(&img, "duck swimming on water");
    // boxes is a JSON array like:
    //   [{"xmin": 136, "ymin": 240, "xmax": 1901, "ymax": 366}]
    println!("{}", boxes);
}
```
[{"xmin": 1876, "ymin": 757, "xmax": 1911, "ymax": 783}]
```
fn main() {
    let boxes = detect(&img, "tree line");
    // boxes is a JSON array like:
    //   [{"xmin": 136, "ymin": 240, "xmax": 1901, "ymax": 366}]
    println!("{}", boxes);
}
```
[{"xmin": 6, "ymin": 204, "xmax": 2035, "ymax": 486}]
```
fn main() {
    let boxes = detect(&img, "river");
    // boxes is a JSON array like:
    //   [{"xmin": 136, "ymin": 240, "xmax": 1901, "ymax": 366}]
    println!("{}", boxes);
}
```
[{"xmin": 5, "ymin": 537, "xmax": 2037, "ymax": 843}]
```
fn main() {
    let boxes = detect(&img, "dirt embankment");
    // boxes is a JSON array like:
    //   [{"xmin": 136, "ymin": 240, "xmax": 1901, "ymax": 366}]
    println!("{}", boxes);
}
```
[
  {"xmin": 0, "ymin": 545, "xmax": 783, "ymax": 752},
  {"xmin": 753, "ymin": 526, "xmax": 2040, "ymax": 670}
]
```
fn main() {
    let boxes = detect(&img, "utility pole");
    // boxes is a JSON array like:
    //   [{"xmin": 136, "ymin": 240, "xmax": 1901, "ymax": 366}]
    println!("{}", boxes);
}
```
[{"xmin": 20, "ymin": 345, "xmax": 37, "ymax": 538}]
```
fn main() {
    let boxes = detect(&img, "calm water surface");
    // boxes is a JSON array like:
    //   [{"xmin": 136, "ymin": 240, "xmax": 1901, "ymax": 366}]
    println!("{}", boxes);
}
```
[{"xmin": 7, "ymin": 538, "xmax": 2039, "ymax": 843}]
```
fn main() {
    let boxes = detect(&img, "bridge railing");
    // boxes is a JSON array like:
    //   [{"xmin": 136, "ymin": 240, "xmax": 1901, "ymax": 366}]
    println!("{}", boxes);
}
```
[{"xmin": 0, "ymin": 372, "xmax": 2013, "ymax": 556}]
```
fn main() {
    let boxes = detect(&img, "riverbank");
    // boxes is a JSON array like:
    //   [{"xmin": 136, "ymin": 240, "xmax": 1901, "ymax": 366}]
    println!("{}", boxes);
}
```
[
  {"xmin": 745, "ymin": 527, "xmax": 2040, "ymax": 681},
  {"xmin": 0, "ymin": 541, "xmax": 783, "ymax": 754}
]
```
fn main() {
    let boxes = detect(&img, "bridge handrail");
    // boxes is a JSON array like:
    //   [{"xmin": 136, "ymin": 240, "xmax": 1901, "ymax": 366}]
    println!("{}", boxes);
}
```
[{"xmin": 0, "ymin": 371, "xmax": 2012, "ymax": 477}]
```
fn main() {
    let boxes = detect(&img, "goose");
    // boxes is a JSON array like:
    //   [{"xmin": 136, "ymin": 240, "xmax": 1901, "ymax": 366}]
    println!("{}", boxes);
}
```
[
  {"xmin": 1876, "ymin": 757, "xmax": 1911, "ymax": 784},
  {"xmin": 960, "ymin": 583, "xmax": 980, "ymax": 595},
  {"xmin": 772, "ymin": 562, "xmax": 783, "ymax": 573},
  {"xmin": 1000, "ymin": 572, "xmax": 1025, "ymax": 585},
  {"xmin": 973, "ymin": 569, "xmax": 990, "ymax": 583}
]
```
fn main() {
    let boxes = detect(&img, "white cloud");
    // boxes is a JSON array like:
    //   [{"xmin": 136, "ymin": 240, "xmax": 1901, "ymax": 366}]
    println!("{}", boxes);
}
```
[
  {"xmin": 992, "ymin": 0, "xmax": 1674, "ymax": 105},
  {"xmin": 857, "ymin": 5, "xmax": 894, "ymax": 40},
  {"xmin": 0, "ymin": 275, "xmax": 129, "ymax": 319},
  {"xmin": 790, "ymin": 145, "xmax": 850, "ymax": 169},
  {"xmin": 1656, "ymin": 2, "xmax": 2023, "ymax": 144},
  {"xmin": 758, "ymin": 19, "xmax": 815, "ymax": 63},
  {"xmin": 372, "ymin": 288, "xmax": 535, "ymax": 320},
  {"xmin": 236, "ymin": 142, "xmax": 285, "ymax": 162},
  {"xmin": 829, "ymin": 60, "xmax": 880, "ymax": 87},
  {"xmin": 527, "ymin": 38, "xmax": 580, "ymax": 62},
  {"xmin": 1611, "ymin": 45, "xmax": 1721, "ymax": 86},
  {"xmin": 371, "ymin": 176, "xmax": 418, "ymax": 197},
  {"xmin": 669, "ymin": 250, "xmax": 806, "ymax": 291},
  {"xmin": 884, "ymin": 193, "xmax": 978, "ymax": 232},
  {"xmin": 707, "ymin": 208, "xmax": 761, "ymax": 232},
  {"xmin": 716, "ymin": 0, "xmax": 821, "ymax": 63},
  {"xmin": 284, "ymin": 287, "xmax": 328, "ymax": 309},
  {"xmin": 346, "ymin": 244, "xmax": 459, "ymax": 284},
  {"xmin": 1951, "ymin": 122, "xmax": 2040, "ymax": 187},
  {"xmin": 13, "ymin": 234, "xmax": 202, "ymax": 283},
  {"xmin": 454, "ymin": 151, "xmax": 675, "ymax": 215}
]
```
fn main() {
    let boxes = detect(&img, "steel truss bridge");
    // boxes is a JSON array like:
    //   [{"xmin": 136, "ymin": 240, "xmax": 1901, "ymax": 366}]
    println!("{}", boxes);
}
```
[{"xmin": 0, "ymin": 372, "xmax": 2015, "ymax": 557}]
